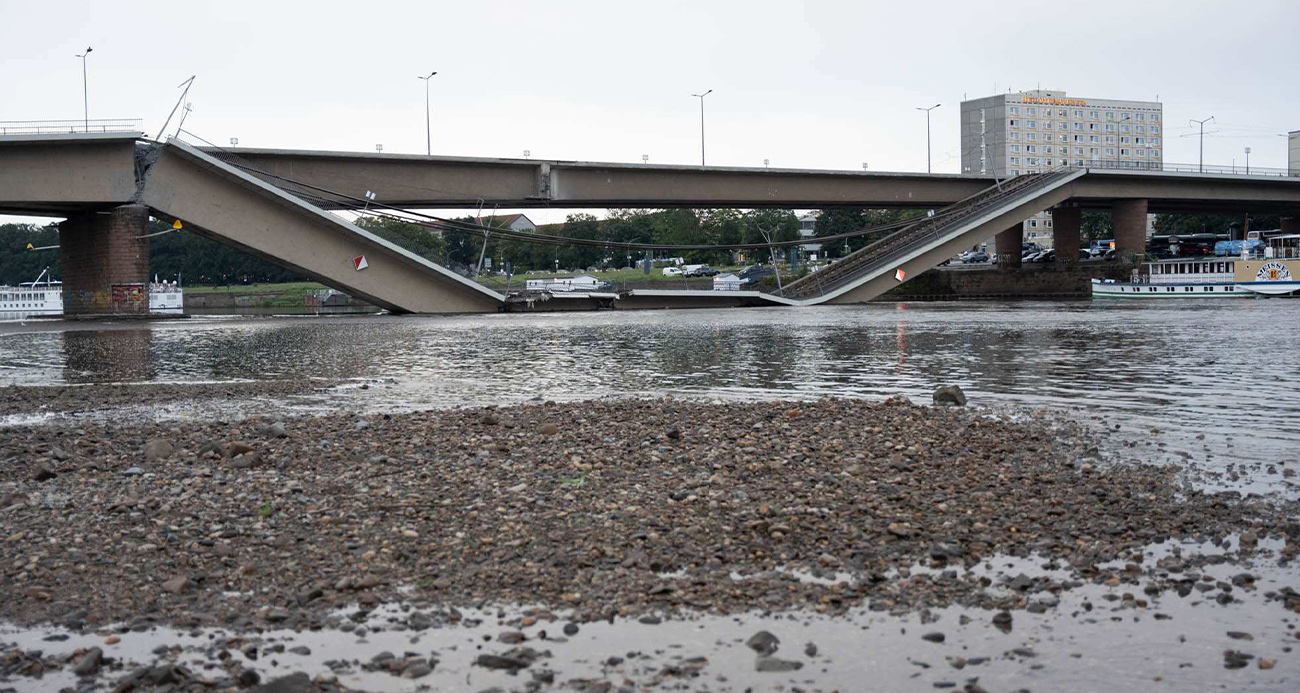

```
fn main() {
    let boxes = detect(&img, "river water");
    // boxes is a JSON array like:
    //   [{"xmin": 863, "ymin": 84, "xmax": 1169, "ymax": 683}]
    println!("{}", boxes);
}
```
[
  {"xmin": 3, "ymin": 300, "xmax": 1299, "ymax": 691},
  {"xmin": 2, "ymin": 299, "xmax": 1297, "ymax": 497}
]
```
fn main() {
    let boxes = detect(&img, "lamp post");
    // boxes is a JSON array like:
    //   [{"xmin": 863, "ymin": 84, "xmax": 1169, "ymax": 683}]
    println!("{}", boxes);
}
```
[
  {"xmin": 75, "ymin": 47, "xmax": 92, "ymax": 132},
  {"xmin": 642, "ymin": 154, "xmax": 649, "ymax": 165},
  {"xmin": 417, "ymin": 70, "xmax": 437, "ymax": 155},
  {"xmin": 915, "ymin": 103, "xmax": 940, "ymax": 173},
  {"xmin": 1190, "ymin": 116, "xmax": 1214, "ymax": 173},
  {"xmin": 692, "ymin": 89, "xmax": 712, "ymax": 166},
  {"xmin": 230, "ymin": 137, "xmax": 239, "ymax": 147},
  {"xmin": 1245, "ymin": 146, "xmax": 1251, "ymax": 175}
]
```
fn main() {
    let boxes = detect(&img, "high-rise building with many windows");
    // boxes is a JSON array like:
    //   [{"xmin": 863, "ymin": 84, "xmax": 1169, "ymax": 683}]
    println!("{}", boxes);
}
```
[{"xmin": 960, "ymin": 89, "xmax": 1163, "ymax": 249}]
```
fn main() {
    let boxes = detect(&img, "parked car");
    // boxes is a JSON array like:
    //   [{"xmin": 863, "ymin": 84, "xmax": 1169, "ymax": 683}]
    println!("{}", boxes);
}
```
[
  {"xmin": 1079, "ymin": 250, "xmax": 1091, "ymax": 261},
  {"xmin": 662, "ymin": 267, "xmax": 683, "ymax": 277},
  {"xmin": 685, "ymin": 265, "xmax": 719, "ymax": 277},
  {"xmin": 739, "ymin": 268, "xmax": 774, "ymax": 284},
  {"xmin": 963, "ymin": 252, "xmax": 990, "ymax": 264}
]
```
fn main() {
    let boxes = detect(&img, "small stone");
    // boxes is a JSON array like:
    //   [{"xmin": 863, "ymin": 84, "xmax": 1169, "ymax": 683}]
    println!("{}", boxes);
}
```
[
  {"xmin": 499, "ymin": 631, "xmax": 526, "ymax": 644},
  {"xmin": 122, "ymin": 467, "xmax": 144, "ymax": 476},
  {"xmin": 263, "ymin": 422, "xmax": 288, "ymax": 438},
  {"xmin": 289, "ymin": 646, "xmax": 311, "ymax": 656},
  {"xmin": 1259, "ymin": 657, "xmax": 1276, "ymax": 670},
  {"xmin": 248, "ymin": 672, "xmax": 313, "ymax": 692},
  {"xmin": 746, "ymin": 630, "xmax": 780, "ymax": 656},
  {"xmin": 922, "ymin": 632, "xmax": 946, "ymax": 643},
  {"xmin": 563, "ymin": 622, "xmax": 579, "ymax": 636},
  {"xmin": 144, "ymin": 439, "xmax": 175, "ymax": 461},
  {"xmin": 804, "ymin": 642, "xmax": 818, "ymax": 657},
  {"xmin": 755, "ymin": 656, "xmax": 803, "ymax": 672},
  {"xmin": 161, "ymin": 576, "xmax": 191, "ymax": 594},
  {"xmin": 539, "ymin": 423, "xmax": 560, "ymax": 436},
  {"xmin": 403, "ymin": 663, "xmax": 433, "ymax": 679},
  {"xmin": 105, "ymin": 636, "xmax": 120, "ymax": 645},
  {"xmin": 932, "ymin": 385, "xmax": 967, "ymax": 406},
  {"xmin": 476, "ymin": 654, "xmax": 530, "ymax": 670},
  {"xmin": 33, "ymin": 464, "xmax": 57, "ymax": 482},
  {"xmin": 1227, "ymin": 631, "xmax": 1253, "ymax": 641},
  {"xmin": 236, "ymin": 669, "xmax": 261, "ymax": 687},
  {"xmin": 73, "ymin": 647, "xmax": 103, "ymax": 676}
]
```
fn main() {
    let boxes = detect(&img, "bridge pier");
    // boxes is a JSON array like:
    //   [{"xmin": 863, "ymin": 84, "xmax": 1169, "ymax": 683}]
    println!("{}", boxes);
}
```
[
  {"xmin": 1052, "ymin": 207, "xmax": 1081, "ymax": 267},
  {"xmin": 58, "ymin": 204, "xmax": 151, "ymax": 316},
  {"xmin": 1112, "ymin": 199, "xmax": 1148, "ymax": 260},
  {"xmin": 995, "ymin": 225, "xmax": 1023, "ymax": 268}
]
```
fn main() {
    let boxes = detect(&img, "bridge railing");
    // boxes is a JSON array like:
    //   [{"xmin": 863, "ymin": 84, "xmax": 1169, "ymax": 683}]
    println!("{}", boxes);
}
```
[
  {"xmin": 1060, "ymin": 159, "xmax": 1295, "ymax": 178},
  {"xmin": 0, "ymin": 119, "xmax": 144, "ymax": 136}
]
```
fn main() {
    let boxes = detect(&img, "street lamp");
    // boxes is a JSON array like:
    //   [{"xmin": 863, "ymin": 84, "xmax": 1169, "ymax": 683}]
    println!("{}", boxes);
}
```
[
  {"xmin": 862, "ymin": 162, "xmax": 869, "ymax": 170},
  {"xmin": 692, "ymin": 89, "xmax": 712, "ymax": 166},
  {"xmin": 417, "ymin": 70, "xmax": 437, "ymax": 155},
  {"xmin": 230, "ymin": 137, "xmax": 239, "ymax": 147},
  {"xmin": 75, "ymin": 47, "xmax": 92, "ymax": 132},
  {"xmin": 916, "ymin": 103, "xmax": 940, "ymax": 173},
  {"xmin": 375, "ymin": 144, "xmax": 383, "ymax": 153},
  {"xmin": 1245, "ymin": 146, "xmax": 1251, "ymax": 175},
  {"xmin": 763, "ymin": 158, "xmax": 769, "ymax": 168},
  {"xmin": 642, "ymin": 154, "xmax": 649, "ymax": 165},
  {"xmin": 523, "ymin": 150, "xmax": 531, "ymax": 159},
  {"xmin": 1190, "ymin": 116, "xmax": 1214, "ymax": 173}
]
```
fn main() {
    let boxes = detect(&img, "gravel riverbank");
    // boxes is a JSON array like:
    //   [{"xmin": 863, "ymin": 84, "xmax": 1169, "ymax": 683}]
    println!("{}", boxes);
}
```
[{"xmin": 2, "ymin": 395, "xmax": 1297, "ymax": 691}]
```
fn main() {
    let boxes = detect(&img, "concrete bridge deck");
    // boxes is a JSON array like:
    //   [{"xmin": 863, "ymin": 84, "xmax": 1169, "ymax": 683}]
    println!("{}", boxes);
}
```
[{"xmin": 1, "ymin": 133, "xmax": 1298, "ymax": 316}]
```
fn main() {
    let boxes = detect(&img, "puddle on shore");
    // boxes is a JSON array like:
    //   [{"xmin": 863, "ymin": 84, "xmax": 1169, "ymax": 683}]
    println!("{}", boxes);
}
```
[{"xmin": 4, "ymin": 542, "xmax": 1296, "ymax": 693}]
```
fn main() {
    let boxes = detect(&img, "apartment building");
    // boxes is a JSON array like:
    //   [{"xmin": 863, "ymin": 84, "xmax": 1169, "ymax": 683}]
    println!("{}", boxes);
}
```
[{"xmin": 960, "ymin": 89, "xmax": 1163, "ymax": 249}]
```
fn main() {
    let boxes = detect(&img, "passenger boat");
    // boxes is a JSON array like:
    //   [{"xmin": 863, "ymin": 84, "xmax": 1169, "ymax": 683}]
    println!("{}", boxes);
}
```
[
  {"xmin": 1092, "ymin": 234, "xmax": 1300, "ymax": 298},
  {"xmin": 0, "ymin": 270, "xmax": 184, "ymax": 318}
]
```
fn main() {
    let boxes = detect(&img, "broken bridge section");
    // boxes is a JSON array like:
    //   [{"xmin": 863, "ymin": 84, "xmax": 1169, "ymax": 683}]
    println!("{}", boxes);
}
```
[
  {"xmin": 780, "ymin": 169, "xmax": 1088, "ymax": 305},
  {"xmin": 138, "ymin": 140, "xmax": 505, "ymax": 314}
]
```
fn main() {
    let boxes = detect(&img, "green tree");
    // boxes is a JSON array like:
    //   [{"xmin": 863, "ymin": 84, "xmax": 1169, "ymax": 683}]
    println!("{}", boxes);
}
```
[
  {"xmin": 0, "ymin": 223, "xmax": 61, "ymax": 285},
  {"xmin": 1081, "ymin": 212, "xmax": 1112, "ymax": 245}
]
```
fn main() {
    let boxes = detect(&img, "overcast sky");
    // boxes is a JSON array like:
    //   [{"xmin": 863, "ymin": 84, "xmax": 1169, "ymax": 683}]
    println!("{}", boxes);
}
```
[{"xmin": 2, "ymin": 0, "xmax": 1297, "ymax": 224}]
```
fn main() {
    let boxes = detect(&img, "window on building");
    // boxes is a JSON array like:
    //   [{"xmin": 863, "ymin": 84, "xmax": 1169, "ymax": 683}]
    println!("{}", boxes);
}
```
[
  {"xmin": 1152, "ymin": 126, "xmax": 1160, "ymax": 134},
  {"xmin": 1010, "ymin": 144, "xmax": 1021, "ymax": 152},
  {"xmin": 1105, "ymin": 148, "xmax": 1115, "ymax": 156},
  {"xmin": 1089, "ymin": 110, "xmax": 1099, "ymax": 119},
  {"xmin": 1137, "ymin": 113, "xmax": 1145, "ymax": 121},
  {"xmin": 1073, "ymin": 109, "xmax": 1084, "ymax": 118},
  {"xmin": 1136, "ymin": 149, "xmax": 1145, "ymax": 157},
  {"xmin": 1009, "ymin": 106, "xmax": 1020, "ymax": 115},
  {"xmin": 1105, "ymin": 123, "xmax": 1115, "ymax": 132},
  {"xmin": 1075, "ymin": 159, "xmax": 1085, "ymax": 166},
  {"xmin": 1010, "ymin": 157, "xmax": 1020, "ymax": 164},
  {"xmin": 1009, "ymin": 119, "xmax": 1018, "ymax": 126},
  {"xmin": 1151, "ymin": 151, "xmax": 1160, "ymax": 159},
  {"xmin": 1026, "ymin": 144, "xmax": 1037, "ymax": 152},
  {"xmin": 1059, "ymin": 134, "xmax": 1068, "ymax": 142},
  {"xmin": 1029, "ymin": 220, "xmax": 1038, "ymax": 228},
  {"xmin": 1121, "ymin": 124, "xmax": 1130, "ymax": 133},
  {"xmin": 1136, "ymin": 125, "xmax": 1145, "ymax": 134},
  {"xmin": 1151, "ymin": 137, "xmax": 1160, "ymax": 146},
  {"xmin": 1046, "ymin": 219, "xmax": 1054, "ymax": 228},
  {"xmin": 1121, "ymin": 136, "xmax": 1130, "ymax": 144},
  {"xmin": 1075, "ymin": 147, "xmax": 1084, "ymax": 154},
  {"xmin": 1010, "ymin": 132, "xmax": 1020, "ymax": 140},
  {"xmin": 1106, "ymin": 111, "xmax": 1115, "ymax": 120},
  {"xmin": 1027, "ymin": 120, "xmax": 1037, "ymax": 128},
  {"xmin": 1136, "ymin": 137, "xmax": 1144, "ymax": 144},
  {"xmin": 1106, "ymin": 135, "xmax": 1116, "ymax": 143},
  {"xmin": 1028, "ymin": 133, "xmax": 1037, "ymax": 141},
  {"xmin": 1120, "ymin": 148, "xmax": 1129, "ymax": 156},
  {"xmin": 1090, "ymin": 147, "xmax": 1099, "ymax": 155},
  {"xmin": 1010, "ymin": 169, "xmax": 1019, "ymax": 175},
  {"xmin": 1028, "ymin": 157, "xmax": 1039, "ymax": 165},
  {"xmin": 1074, "ymin": 122, "xmax": 1083, "ymax": 130},
  {"xmin": 1026, "ymin": 107, "xmax": 1037, "ymax": 116}
]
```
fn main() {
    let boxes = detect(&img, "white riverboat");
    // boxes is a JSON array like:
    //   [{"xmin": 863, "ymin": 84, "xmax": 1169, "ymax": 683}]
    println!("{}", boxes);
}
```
[
  {"xmin": 1092, "ymin": 234, "xmax": 1300, "ymax": 298},
  {"xmin": 0, "ymin": 271, "xmax": 184, "ymax": 319}
]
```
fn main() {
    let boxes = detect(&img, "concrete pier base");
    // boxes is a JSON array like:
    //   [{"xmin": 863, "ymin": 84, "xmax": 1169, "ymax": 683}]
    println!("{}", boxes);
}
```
[
  {"xmin": 995, "ymin": 225, "xmax": 1023, "ymax": 269},
  {"xmin": 1053, "ymin": 207, "xmax": 1081, "ymax": 267},
  {"xmin": 58, "ymin": 204, "xmax": 151, "ymax": 316},
  {"xmin": 1112, "ymin": 199, "xmax": 1148, "ymax": 260}
]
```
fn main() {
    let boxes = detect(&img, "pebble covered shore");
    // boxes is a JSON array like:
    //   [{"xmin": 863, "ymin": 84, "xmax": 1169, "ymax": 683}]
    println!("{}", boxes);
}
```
[{"xmin": 2, "ymin": 392, "xmax": 1297, "ymax": 691}]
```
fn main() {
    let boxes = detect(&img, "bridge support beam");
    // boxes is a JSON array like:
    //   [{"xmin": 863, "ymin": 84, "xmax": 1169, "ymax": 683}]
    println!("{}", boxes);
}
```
[
  {"xmin": 58, "ymin": 204, "xmax": 151, "ymax": 316},
  {"xmin": 1052, "ymin": 207, "xmax": 1081, "ymax": 267},
  {"xmin": 995, "ymin": 225, "xmax": 1023, "ymax": 269},
  {"xmin": 1112, "ymin": 199, "xmax": 1148, "ymax": 260}
]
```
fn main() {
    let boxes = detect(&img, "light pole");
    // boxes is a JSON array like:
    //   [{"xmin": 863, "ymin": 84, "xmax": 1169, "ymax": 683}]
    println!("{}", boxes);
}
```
[
  {"xmin": 916, "ymin": 103, "xmax": 940, "ymax": 173},
  {"xmin": 1245, "ymin": 146, "xmax": 1251, "ymax": 175},
  {"xmin": 230, "ymin": 137, "xmax": 239, "ymax": 147},
  {"xmin": 692, "ymin": 89, "xmax": 712, "ymax": 166},
  {"xmin": 1190, "ymin": 116, "xmax": 1214, "ymax": 173},
  {"xmin": 75, "ymin": 47, "xmax": 92, "ymax": 132},
  {"xmin": 417, "ymin": 70, "xmax": 437, "ymax": 155},
  {"xmin": 642, "ymin": 154, "xmax": 649, "ymax": 165}
]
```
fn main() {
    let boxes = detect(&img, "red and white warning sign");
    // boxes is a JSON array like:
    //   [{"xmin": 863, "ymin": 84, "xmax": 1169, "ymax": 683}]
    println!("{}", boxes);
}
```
[
  {"xmin": 895, "ymin": 268, "xmax": 906, "ymax": 282},
  {"xmin": 353, "ymin": 255, "xmax": 369, "ymax": 271}
]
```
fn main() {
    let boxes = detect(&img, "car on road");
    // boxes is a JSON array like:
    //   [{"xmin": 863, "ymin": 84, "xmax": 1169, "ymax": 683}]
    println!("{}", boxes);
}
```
[
  {"xmin": 684, "ymin": 264, "xmax": 719, "ymax": 277},
  {"xmin": 963, "ymin": 252, "xmax": 990, "ymax": 264},
  {"xmin": 662, "ymin": 267, "xmax": 683, "ymax": 277}
]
